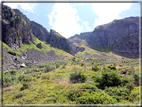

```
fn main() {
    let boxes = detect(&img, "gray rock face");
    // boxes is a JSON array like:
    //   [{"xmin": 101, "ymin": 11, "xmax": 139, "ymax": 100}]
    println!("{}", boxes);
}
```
[
  {"xmin": 70, "ymin": 17, "xmax": 139, "ymax": 58},
  {"xmin": 75, "ymin": 47, "xmax": 85, "ymax": 53},
  {"xmin": 2, "ymin": 5, "xmax": 35, "ymax": 49},
  {"xmin": 31, "ymin": 21, "xmax": 50, "ymax": 42},
  {"xmin": 48, "ymin": 29, "xmax": 72, "ymax": 53}
]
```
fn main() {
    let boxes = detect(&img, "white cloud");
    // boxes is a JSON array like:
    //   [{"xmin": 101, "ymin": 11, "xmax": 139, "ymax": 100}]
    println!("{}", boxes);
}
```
[
  {"xmin": 91, "ymin": 3, "xmax": 132, "ymax": 28},
  {"xmin": 48, "ymin": 3, "xmax": 83, "ymax": 38},
  {"xmin": 3, "ymin": 3, "xmax": 37, "ymax": 13},
  {"xmin": 82, "ymin": 21, "xmax": 92, "ymax": 31}
]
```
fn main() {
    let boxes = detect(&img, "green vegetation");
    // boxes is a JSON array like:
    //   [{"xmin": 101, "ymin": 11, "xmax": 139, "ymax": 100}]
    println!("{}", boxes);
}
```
[
  {"xmin": 72, "ymin": 57, "xmax": 76, "ymax": 62},
  {"xmin": 20, "ymin": 82, "xmax": 28, "ymax": 91},
  {"xmin": 8, "ymin": 50, "xmax": 17, "ymax": 56},
  {"xmin": 2, "ymin": 41, "xmax": 21, "ymax": 55},
  {"xmin": 92, "ymin": 64, "xmax": 100, "ymax": 71},
  {"xmin": 2, "ymin": 4, "xmax": 140, "ymax": 105},
  {"xmin": 44, "ymin": 63, "xmax": 56, "ymax": 73},
  {"xmin": 55, "ymin": 62, "xmax": 61, "ymax": 68},
  {"xmin": 69, "ymin": 72, "xmax": 87, "ymax": 83},
  {"xmin": 92, "ymin": 68, "xmax": 121, "ymax": 89},
  {"xmin": 3, "ymin": 57, "xmax": 140, "ymax": 105},
  {"xmin": 41, "ymin": 75, "xmax": 50, "ymax": 80},
  {"xmin": 10, "ymin": 70, "xmax": 16, "ymax": 75}
]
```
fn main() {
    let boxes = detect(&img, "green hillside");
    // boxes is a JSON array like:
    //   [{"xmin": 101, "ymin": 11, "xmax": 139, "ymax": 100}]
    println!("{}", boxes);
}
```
[
  {"xmin": 2, "ymin": 36, "xmax": 73, "ymax": 59},
  {"xmin": 3, "ymin": 56, "xmax": 140, "ymax": 105}
]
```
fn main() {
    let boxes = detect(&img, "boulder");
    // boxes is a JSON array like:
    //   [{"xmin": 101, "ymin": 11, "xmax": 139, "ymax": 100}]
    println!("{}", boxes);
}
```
[
  {"xmin": 36, "ymin": 43, "xmax": 42, "ymax": 49},
  {"xmin": 20, "ymin": 63, "xmax": 26, "ymax": 68}
]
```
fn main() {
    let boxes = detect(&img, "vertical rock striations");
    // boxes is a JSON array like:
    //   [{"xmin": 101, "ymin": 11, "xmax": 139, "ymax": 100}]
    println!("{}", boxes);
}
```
[
  {"xmin": 2, "ymin": 5, "xmax": 35, "ymax": 49},
  {"xmin": 48, "ymin": 29, "xmax": 72, "ymax": 54},
  {"xmin": 70, "ymin": 17, "xmax": 139, "ymax": 58}
]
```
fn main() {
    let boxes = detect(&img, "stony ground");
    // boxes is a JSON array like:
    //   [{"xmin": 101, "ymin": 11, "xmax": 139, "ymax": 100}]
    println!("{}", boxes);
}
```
[{"xmin": 2, "ymin": 48, "xmax": 62, "ymax": 72}]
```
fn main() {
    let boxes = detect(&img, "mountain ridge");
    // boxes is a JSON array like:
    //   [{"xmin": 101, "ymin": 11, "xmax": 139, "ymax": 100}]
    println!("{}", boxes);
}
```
[
  {"xmin": 1, "ymin": 4, "xmax": 140, "ymax": 72},
  {"xmin": 69, "ymin": 16, "xmax": 139, "ymax": 58}
]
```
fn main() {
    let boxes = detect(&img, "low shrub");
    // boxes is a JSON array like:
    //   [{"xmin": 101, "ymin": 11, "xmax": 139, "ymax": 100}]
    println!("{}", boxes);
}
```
[
  {"xmin": 56, "ymin": 63, "xmax": 61, "ymax": 68},
  {"xmin": 72, "ymin": 57, "xmax": 76, "ymax": 62},
  {"xmin": 10, "ymin": 70, "xmax": 16, "ymax": 75},
  {"xmin": 80, "ymin": 62, "xmax": 85, "ymax": 67},
  {"xmin": 22, "ymin": 77, "xmax": 32, "ymax": 82},
  {"xmin": 62, "ymin": 64, "xmax": 66, "ymax": 69},
  {"xmin": 108, "ymin": 66, "xmax": 116, "ymax": 70},
  {"xmin": 133, "ymin": 73, "xmax": 139, "ymax": 86},
  {"xmin": 3, "ymin": 73, "xmax": 17, "ymax": 87},
  {"xmin": 41, "ymin": 75, "xmax": 50, "ymax": 80},
  {"xmin": 93, "ymin": 68, "xmax": 121, "ymax": 89},
  {"xmin": 69, "ymin": 72, "xmax": 87, "ymax": 83},
  {"xmin": 126, "ymin": 81, "xmax": 135, "ymax": 91},
  {"xmin": 129, "ymin": 86, "xmax": 139, "ymax": 102},
  {"xmin": 105, "ymin": 87, "xmax": 130, "ymax": 101},
  {"xmin": 44, "ymin": 64, "xmax": 56, "ymax": 73},
  {"xmin": 20, "ymin": 82, "xmax": 28, "ymax": 91},
  {"xmin": 68, "ymin": 88, "xmax": 117, "ymax": 104},
  {"xmin": 92, "ymin": 64, "xmax": 99, "ymax": 71},
  {"xmin": 121, "ymin": 77, "xmax": 129, "ymax": 86},
  {"xmin": 18, "ymin": 74, "xmax": 25, "ymax": 82},
  {"xmin": 76, "ymin": 92, "xmax": 117, "ymax": 104}
]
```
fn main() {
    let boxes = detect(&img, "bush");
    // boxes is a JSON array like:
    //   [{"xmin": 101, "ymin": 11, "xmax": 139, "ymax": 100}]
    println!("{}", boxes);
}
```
[
  {"xmin": 69, "ymin": 72, "xmax": 87, "ymax": 83},
  {"xmin": 126, "ymin": 81, "xmax": 135, "ymax": 91},
  {"xmin": 14, "ymin": 93, "xmax": 24, "ymax": 99},
  {"xmin": 80, "ymin": 62, "xmax": 85, "ymax": 67},
  {"xmin": 72, "ymin": 57, "xmax": 76, "ymax": 62},
  {"xmin": 44, "ymin": 64, "xmax": 55, "ymax": 73},
  {"xmin": 129, "ymin": 86, "xmax": 139, "ymax": 102},
  {"xmin": 20, "ymin": 82, "xmax": 28, "ymax": 91},
  {"xmin": 62, "ymin": 64, "xmax": 66, "ymax": 69},
  {"xmin": 56, "ymin": 63, "xmax": 61, "ymax": 68},
  {"xmin": 41, "ymin": 75, "xmax": 50, "ymax": 80},
  {"xmin": 133, "ymin": 73, "xmax": 139, "ymax": 86},
  {"xmin": 67, "ymin": 87, "xmax": 117, "ymax": 104},
  {"xmin": 3, "ymin": 73, "xmax": 17, "ymax": 87},
  {"xmin": 93, "ymin": 68, "xmax": 121, "ymax": 89},
  {"xmin": 105, "ymin": 87, "xmax": 129, "ymax": 101},
  {"xmin": 22, "ymin": 77, "xmax": 32, "ymax": 82},
  {"xmin": 108, "ymin": 66, "xmax": 116, "ymax": 70},
  {"xmin": 10, "ymin": 70, "xmax": 16, "ymax": 75},
  {"xmin": 92, "ymin": 64, "xmax": 99, "ymax": 71},
  {"xmin": 76, "ymin": 92, "xmax": 117, "ymax": 104},
  {"xmin": 18, "ymin": 74, "xmax": 25, "ymax": 82}
]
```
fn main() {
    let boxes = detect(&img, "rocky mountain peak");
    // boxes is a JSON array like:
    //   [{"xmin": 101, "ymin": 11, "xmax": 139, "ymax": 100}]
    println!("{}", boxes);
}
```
[
  {"xmin": 70, "ymin": 16, "xmax": 139, "ymax": 58},
  {"xmin": 31, "ymin": 21, "xmax": 50, "ymax": 42}
]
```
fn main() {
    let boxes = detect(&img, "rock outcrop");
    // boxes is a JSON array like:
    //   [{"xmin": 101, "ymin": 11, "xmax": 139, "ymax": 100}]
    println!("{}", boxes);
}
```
[
  {"xmin": 31, "ymin": 21, "xmax": 50, "ymax": 42},
  {"xmin": 70, "ymin": 17, "xmax": 139, "ymax": 58},
  {"xmin": 2, "ymin": 5, "xmax": 35, "ymax": 49},
  {"xmin": 36, "ymin": 43, "xmax": 42, "ymax": 49},
  {"xmin": 48, "ymin": 29, "xmax": 72, "ymax": 53}
]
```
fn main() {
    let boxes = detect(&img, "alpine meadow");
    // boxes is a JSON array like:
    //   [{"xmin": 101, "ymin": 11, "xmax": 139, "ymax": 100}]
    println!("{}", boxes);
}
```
[{"xmin": 1, "ymin": 3, "xmax": 141, "ymax": 106}]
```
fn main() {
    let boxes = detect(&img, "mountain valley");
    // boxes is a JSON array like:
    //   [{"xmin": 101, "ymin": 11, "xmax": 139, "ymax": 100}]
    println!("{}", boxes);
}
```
[{"xmin": 1, "ymin": 4, "xmax": 141, "ymax": 105}]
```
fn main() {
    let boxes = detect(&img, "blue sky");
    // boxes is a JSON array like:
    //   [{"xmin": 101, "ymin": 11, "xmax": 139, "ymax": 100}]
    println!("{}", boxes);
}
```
[{"xmin": 4, "ymin": 2, "xmax": 140, "ymax": 38}]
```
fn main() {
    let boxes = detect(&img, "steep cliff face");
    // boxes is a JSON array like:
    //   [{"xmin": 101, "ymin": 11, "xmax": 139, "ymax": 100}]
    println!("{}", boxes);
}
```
[
  {"xmin": 2, "ymin": 5, "xmax": 73, "ymax": 55},
  {"xmin": 2, "ymin": 5, "xmax": 35, "ymax": 49},
  {"xmin": 31, "ymin": 21, "xmax": 50, "ymax": 42},
  {"xmin": 48, "ymin": 29, "xmax": 72, "ymax": 53},
  {"xmin": 90, "ymin": 17, "xmax": 139, "ymax": 52},
  {"xmin": 70, "ymin": 17, "xmax": 139, "ymax": 58}
]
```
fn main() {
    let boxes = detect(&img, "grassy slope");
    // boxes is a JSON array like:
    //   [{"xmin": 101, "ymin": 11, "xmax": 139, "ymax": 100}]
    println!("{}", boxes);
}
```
[
  {"xmin": 2, "ymin": 37, "xmax": 73, "ymax": 59},
  {"xmin": 69, "ymin": 37, "xmax": 122, "ymax": 60},
  {"xmin": 2, "ymin": 37, "xmax": 140, "ymax": 105},
  {"xmin": 3, "ymin": 57, "xmax": 140, "ymax": 104}
]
